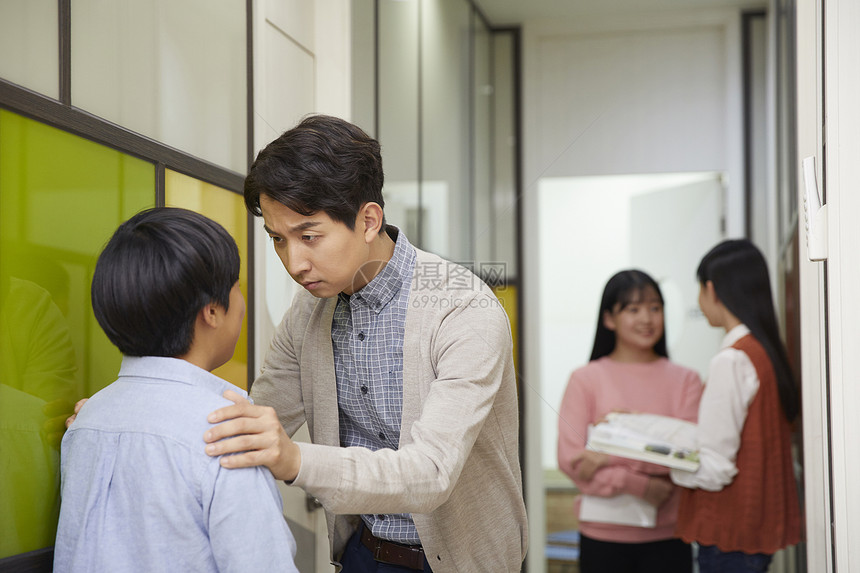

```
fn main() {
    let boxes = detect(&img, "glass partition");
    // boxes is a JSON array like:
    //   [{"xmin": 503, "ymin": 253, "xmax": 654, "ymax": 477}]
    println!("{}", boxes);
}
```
[
  {"xmin": 377, "ymin": 1, "xmax": 513, "ymax": 269},
  {"xmin": 0, "ymin": 0, "xmax": 59, "ymax": 98},
  {"xmin": 473, "ymin": 14, "xmax": 493, "ymax": 266},
  {"xmin": 374, "ymin": 2, "xmax": 520, "ymax": 364},
  {"xmin": 165, "ymin": 169, "xmax": 249, "ymax": 389},
  {"xmin": 421, "ymin": 0, "xmax": 471, "ymax": 262},
  {"xmin": 0, "ymin": 110, "xmax": 154, "ymax": 559},
  {"xmin": 71, "ymin": 0, "xmax": 247, "ymax": 172},
  {"xmin": 378, "ymin": 0, "xmax": 422, "ymax": 248},
  {"xmin": 492, "ymin": 32, "xmax": 518, "ymax": 280}
]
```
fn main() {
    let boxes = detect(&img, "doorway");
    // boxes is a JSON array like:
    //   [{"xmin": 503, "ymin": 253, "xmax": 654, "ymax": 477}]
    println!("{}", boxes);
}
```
[{"xmin": 535, "ymin": 172, "xmax": 726, "ymax": 569}]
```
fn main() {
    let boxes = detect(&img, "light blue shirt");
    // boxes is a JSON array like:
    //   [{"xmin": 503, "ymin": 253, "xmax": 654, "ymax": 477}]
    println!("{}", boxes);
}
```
[{"xmin": 54, "ymin": 356, "xmax": 299, "ymax": 573}]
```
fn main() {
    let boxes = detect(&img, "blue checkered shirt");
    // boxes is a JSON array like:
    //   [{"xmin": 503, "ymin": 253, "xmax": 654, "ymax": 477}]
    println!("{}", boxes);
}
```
[{"xmin": 331, "ymin": 226, "xmax": 419, "ymax": 544}]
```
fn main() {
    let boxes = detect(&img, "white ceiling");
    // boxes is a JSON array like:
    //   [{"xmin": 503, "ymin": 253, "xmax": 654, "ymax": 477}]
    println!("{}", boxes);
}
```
[{"xmin": 475, "ymin": 0, "xmax": 765, "ymax": 27}]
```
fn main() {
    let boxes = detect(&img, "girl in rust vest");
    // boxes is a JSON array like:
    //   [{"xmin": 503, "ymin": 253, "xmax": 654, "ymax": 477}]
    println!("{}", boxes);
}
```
[{"xmin": 670, "ymin": 239, "xmax": 802, "ymax": 573}]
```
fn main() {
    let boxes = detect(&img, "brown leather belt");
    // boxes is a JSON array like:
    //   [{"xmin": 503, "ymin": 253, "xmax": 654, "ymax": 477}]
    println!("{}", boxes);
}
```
[{"xmin": 360, "ymin": 526, "xmax": 426, "ymax": 571}]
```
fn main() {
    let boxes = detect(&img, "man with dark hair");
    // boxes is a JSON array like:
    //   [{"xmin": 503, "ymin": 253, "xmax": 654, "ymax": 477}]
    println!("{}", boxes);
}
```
[
  {"xmin": 56, "ymin": 208, "xmax": 299, "ymax": 573},
  {"xmin": 203, "ymin": 115, "xmax": 528, "ymax": 572}
]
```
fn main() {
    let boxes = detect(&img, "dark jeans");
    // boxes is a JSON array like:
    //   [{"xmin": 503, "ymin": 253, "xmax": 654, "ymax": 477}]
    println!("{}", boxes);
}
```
[
  {"xmin": 579, "ymin": 533, "xmax": 693, "ymax": 573},
  {"xmin": 339, "ymin": 526, "xmax": 434, "ymax": 573},
  {"xmin": 697, "ymin": 544, "xmax": 773, "ymax": 573}
]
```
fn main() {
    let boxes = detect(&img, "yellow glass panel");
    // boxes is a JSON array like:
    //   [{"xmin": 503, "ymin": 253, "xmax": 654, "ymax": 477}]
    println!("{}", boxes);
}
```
[
  {"xmin": 493, "ymin": 284, "xmax": 519, "ymax": 389},
  {"xmin": 164, "ymin": 170, "xmax": 248, "ymax": 390}
]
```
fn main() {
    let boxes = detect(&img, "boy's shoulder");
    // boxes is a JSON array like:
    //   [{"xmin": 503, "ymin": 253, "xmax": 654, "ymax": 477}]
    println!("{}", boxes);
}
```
[{"xmin": 72, "ymin": 357, "xmax": 246, "ymax": 443}]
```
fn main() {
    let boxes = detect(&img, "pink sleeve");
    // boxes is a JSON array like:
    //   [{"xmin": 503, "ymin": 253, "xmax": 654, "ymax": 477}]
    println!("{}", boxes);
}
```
[
  {"xmin": 556, "ymin": 369, "xmax": 651, "ymax": 498},
  {"xmin": 579, "ymin": 463, "xmax": 651, "ymax": 498},
  {"xmin": 557, "ymin": 370, "xmax": 589, "ymax": 482},
  {"xmin": 678, "ymin": 369, "xmax": 704, "ymax": 423}
]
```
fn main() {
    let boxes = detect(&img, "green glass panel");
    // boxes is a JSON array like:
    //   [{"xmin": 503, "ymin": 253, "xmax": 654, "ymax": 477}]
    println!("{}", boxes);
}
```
[{"xmin": 0, "ymin": 109, "xmax": 154, "ymax": 559}]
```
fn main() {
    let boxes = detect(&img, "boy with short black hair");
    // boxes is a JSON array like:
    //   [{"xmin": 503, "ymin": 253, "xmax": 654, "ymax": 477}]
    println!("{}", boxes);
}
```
[{"xmin": 54, "ymin": 207, "xmax": 299, "ymax": 573}]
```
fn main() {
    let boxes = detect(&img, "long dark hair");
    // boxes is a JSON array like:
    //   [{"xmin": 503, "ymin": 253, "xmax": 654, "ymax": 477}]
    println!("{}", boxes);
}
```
[
  {"xmin": 589, "ymin": 270, "xmax": 668, "ymax": 361},
  {"xmin": 697, "ymin": 239, "xmax": 799, "ymax": 421}
]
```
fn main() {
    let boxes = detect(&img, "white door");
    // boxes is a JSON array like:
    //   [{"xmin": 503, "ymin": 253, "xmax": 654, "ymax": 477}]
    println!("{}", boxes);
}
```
[
  {"xmin": 537, "ymin": 172, "xmax": 726, "ymax": 480},
  {"xmin": 796, "ymin": 0, "xmax": 860, "ymax": 570},
  {"xmin": 629, "ymin": 174, "xmax": 726, "ymax": 377}
]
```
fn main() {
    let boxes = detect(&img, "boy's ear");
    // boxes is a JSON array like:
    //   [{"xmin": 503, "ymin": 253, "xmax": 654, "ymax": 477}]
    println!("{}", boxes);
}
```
[
  {"xmin": 358, "ymin": 202, "xmax": 384, "ymax": 243},
  {"xmin": 199, "ymin": 302, "xmax": 222, "ymax": 329}
]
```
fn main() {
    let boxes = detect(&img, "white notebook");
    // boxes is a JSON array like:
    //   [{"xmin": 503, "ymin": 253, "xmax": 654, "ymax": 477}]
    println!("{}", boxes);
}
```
[
  {"xmin": 579, "ymin": 494, "xmax": 657, "ymax": 528},
  {"xmin": 586, "ymin": 413, "xmax": 700, "ymax": 472}
]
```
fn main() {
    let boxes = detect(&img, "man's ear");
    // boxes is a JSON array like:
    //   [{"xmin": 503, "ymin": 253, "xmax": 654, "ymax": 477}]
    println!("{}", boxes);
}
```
[{"xmin": 358, "ymin": 202, "xmax": 384, "ymax": 243}]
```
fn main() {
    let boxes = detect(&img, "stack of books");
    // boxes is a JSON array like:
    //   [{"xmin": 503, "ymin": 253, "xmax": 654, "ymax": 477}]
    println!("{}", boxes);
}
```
[
  {"xmin": 586, "ymin": 412, "xmax": 700, "ymax": 472},
  {"xmin": 578, "ymin": 412, "xmax": 700, "ymax": 528}
]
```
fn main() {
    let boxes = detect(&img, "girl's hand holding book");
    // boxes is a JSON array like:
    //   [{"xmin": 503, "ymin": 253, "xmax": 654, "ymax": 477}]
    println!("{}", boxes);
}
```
[
  {"xmin": 572, "ymin": 449, "xmax": 610, "ymax": 481},
  {"xmin": 643, "ymin": 476, "xmax": 673, "ymax": 507}
]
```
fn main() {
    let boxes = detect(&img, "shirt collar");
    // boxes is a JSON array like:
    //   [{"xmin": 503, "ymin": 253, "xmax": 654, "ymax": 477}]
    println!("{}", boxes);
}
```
[
  {"xmin": 351, "ymin": 225, "xmax": 415, "ymax": 314},
  {"xmin": 721, "ymin": 323, "xmax": 751, "ymax": 348},
  {"xmin": 117, "ymin": 355, "xmax": 248, "ymax": 399}
]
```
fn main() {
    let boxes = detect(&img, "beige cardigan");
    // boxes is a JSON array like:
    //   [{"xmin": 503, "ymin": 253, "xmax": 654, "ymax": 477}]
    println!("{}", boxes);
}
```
[{"xmin": 250, "ymin": 247, "xmax": 528, "ymax": 572}]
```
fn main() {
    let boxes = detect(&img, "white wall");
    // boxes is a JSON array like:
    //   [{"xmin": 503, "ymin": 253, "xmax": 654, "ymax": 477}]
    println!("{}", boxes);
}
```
[{"xmin": 521, "ymin": 9, "xmax": 750, "ymax": 573}]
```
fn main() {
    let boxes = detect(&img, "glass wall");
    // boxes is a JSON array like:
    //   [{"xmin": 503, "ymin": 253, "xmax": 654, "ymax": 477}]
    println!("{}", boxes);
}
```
[
  {"xmin": 71, "ymin": 0, "xmax": 247, "ymax": 173},
  {"xmin": 491, "ymin": 32, "xmax": 518, "ymax": 280},
  {"xmin": 421, "ymin": 0, "xmax": 472, "ymax": 263},
  {"xmin": 0, "ymin": 3, "xmax": 251, "ymax": 566},
  {"xmin": 0, "ymin": 0, "xmax": 58, "ymax": 98},
  {"xmin": 0, "ymin": 110, "xmax": 155, "ymax": 560},
  {"xmin": 473, "ymin": 13, "xmax": 493, "ymax": 266},
  {"xmin": 376, "ymin": 0, "xmax": 518, "ymax": 287},
  {"xmin": 378, "ymin": 0, "xmax": 422, "ymax": 247},
  {"xmin": 374, "ymin": 0, "xmax": 520, "ymax": 370},
  {"xmin": 165, "ymin": 169, "xmax": 249, "ymax": 389}
]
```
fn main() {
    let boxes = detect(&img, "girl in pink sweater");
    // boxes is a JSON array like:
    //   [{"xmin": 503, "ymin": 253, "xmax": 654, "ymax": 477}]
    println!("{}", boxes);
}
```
[{"xmin": 557, "ymin": 269, "xmax": 703, "ymax": 573}]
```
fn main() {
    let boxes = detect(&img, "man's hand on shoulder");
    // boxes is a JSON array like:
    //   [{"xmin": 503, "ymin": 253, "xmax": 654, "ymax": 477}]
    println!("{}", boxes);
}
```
[
  {"xmin": 204, "ymin": 390, "xmax": 302, "ymax": 481},
  {"xmin": 64, "ymin": 398, "xmax": 88, "ymax": 428}
]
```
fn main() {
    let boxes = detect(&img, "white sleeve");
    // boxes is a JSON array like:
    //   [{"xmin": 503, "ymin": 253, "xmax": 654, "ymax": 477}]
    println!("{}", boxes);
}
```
[{"xmin": 671, "ymin": 347, "xmax": 758, "ymax": 491}]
